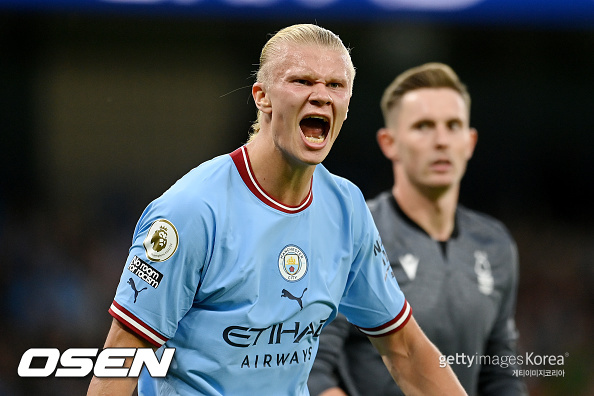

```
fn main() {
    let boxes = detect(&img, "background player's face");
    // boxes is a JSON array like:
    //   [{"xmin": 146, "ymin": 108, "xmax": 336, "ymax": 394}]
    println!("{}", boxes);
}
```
[
  {"xmin": 256, "ymin": 43, "xmax": 352, "ymax": 168},
  {"xmin": 390, "ymin": 88, "xmax": 477, "ymax": 191}
]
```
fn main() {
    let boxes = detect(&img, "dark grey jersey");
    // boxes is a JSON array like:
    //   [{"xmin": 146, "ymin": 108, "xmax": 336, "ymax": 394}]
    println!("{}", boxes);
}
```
[{"xmin": 309, "ymin": 191, "xmax": 527, "ymax": 396}]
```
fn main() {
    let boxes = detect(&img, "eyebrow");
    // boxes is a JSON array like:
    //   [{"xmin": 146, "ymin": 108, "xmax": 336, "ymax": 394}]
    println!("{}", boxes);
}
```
[{"xmin": 411, "ymin": 117, "xmax": 464, "ymax": 126}]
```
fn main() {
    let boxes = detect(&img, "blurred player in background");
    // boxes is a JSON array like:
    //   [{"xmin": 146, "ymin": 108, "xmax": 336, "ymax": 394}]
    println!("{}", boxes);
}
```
[
  {"xmin": 87, "ymin": 27, "xmax": 466, "ymax": 395},
  {"xmin": 309, "ymin": 63, "xmax": 527, "ymax": 396}
]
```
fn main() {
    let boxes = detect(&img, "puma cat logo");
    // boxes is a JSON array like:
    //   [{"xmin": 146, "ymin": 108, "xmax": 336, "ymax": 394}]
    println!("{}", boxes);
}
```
[
  {"xmin": 281, "ymin": 288, "xmax": 308, "ymax": 310},
  {"xmin": 127, "ymin": 278, "xmax": 147, "ymax": 303}
]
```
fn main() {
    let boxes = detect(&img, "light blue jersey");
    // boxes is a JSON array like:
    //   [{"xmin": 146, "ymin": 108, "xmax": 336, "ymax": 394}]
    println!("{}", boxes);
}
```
[{"xmin": 109, "ymin": 146, "xmax": 410, "ymax": 395}]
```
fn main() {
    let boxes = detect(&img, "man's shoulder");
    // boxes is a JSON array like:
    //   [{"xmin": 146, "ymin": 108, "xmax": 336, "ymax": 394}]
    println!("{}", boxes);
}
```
[
  {"xmin": 168, "ymin": 153, "xmax": 232, "ymax": 191},
  {"xmin": 365, "ymin": 191, "xmax": 398, "ymax": 223},
  {"xmin": 182, "ymin": 152, "xmax": 233, "ymax": 182},
  {"xmin": 366, "ymin": 191, "xmax": 392, "ymax": 210},
  {"xmin": 317, "ymin": 165, "xmax": 366, "ymax": 204},
  {"xmin": 320, "ymin": 165, "xmax": 358, "ymax": 188},
  {"xmin": 457, "ymin": 205, "xmax": 514, "ymax": 243},
  {"xmin": 151, "ymin": 153, "xmax": 234, "ymax": 211}
]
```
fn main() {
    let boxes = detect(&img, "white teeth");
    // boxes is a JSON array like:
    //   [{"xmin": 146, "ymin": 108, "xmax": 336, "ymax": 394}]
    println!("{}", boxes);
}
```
[
  {"xmin": 305, "ymin": 115, "xmax": 329, "ymax": 122},
  {"xmin": 305, "ymin": 136, "xmax": 324, "ymax": 144}
]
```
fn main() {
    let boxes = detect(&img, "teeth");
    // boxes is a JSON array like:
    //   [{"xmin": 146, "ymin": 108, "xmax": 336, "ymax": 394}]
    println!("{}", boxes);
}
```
[
  {"xmin": 305, "ymin": 136, "xmax": 325, "ymax": 144},
  {"xmin": 306, "ymin": 115, "xmax": 328, "ymax": 122}
]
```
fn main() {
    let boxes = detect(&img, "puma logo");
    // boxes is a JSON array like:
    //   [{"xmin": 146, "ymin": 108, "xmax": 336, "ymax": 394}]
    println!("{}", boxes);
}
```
[
  {"xmin": 281, "ymin": 288, "xmax": 308, "ymax": 310},
  {"xmin": 127, "ymin": 278, "xmax": 147, "ymax": 303}
]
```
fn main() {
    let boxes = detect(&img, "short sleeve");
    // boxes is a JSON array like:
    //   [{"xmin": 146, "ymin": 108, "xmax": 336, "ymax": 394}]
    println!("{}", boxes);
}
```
[
  {"xmin": 338, "ymin": 190, "xmax": 411, "ymax": 337},
  {"xmin": 109, "ymin": 191, "xmax": 211, "ymax": 347}
]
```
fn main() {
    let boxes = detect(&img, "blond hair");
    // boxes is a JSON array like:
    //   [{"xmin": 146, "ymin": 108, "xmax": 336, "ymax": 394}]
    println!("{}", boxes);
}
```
[
  {"xmin": 380, "ymin": 62, "xmax": 471, "ymax": 127},
  {"xmin": 249, "ymin": 24, "xmax": 355, "ymax": 140}
]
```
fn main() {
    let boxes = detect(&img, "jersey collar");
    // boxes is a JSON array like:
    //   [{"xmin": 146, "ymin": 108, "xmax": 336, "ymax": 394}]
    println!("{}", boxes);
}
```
[
  {"xmin": 230, "ymin": 146, "xmax": 313, "ymax": 214},
  {"xmin": 389, "ymin": 193, "xmax": 460, "ymax": 239}
]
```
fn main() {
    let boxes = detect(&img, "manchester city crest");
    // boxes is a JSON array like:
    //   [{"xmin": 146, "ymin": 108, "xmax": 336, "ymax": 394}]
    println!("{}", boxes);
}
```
[{"xmin": 278, "ymin": 245, "xmax": 308, "ymax": 282}]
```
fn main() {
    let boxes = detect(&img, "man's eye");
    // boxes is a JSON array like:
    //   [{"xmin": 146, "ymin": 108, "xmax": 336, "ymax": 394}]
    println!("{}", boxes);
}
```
[
  {"xmin": 294, "ymin": 79, "xmax": 310, "ymax": 85},
  {"xmin": 328, "ymin": 82, "xmax": 342, "ymax": 88},
  {"xmin": 449, "ymin": 121, "xmax": 463, "ymax": 130},
  {"xmin": 416, "ymin": 121, "xmax": 432, "ymax": 130}
]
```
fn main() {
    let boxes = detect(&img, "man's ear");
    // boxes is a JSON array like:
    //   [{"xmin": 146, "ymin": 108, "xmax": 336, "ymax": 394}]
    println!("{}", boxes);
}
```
[
  {"xmin": 377, "ymin": 127, "xmax": 398, "ymax": 161},
  {"xmin": 466, "ymin": 127, "xmax": 478, "ymax": 160},
  {"xmin": 253, "ymin": 83, "xmax": 272, "ymax": 113}
]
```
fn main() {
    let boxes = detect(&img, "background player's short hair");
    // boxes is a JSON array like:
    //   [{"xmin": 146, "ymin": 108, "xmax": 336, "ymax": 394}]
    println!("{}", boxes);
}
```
[{"xmin": 380, "ymin": 63, "xmax": 471, "ymax": 127}]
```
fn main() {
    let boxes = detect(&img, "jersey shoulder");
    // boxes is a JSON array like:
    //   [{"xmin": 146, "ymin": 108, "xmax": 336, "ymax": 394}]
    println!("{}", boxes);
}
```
[
  {"xmin": 162, "ymin": 153, "xmax": 233, "ymax": 199},
  {"xmin": 316, "ymin": 164, "xmax": 368, "ymax": 210},
  {"xmin": 365, "ymin": 191, "xmax": 407, "ymax": 234},
  {"xmin": 148, "ymin": 153, "xmax": 233, "ymax": 212},
  {"xmin": 134, "ymin": 153, "xmax": 234, "ymax": 238},
  {"xmin": 457, "ymin": 205, "xmax": 515, "ymax": 244},
  {"xmin": 366, "ymin": 191, "xmax": 394, "ymax": 214}
]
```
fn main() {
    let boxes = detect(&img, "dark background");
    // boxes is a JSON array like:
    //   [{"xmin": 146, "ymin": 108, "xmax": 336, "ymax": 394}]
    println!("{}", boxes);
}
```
[{"xmin": 1, "ymin": 4, "xmax": 593, "ymax": 395}]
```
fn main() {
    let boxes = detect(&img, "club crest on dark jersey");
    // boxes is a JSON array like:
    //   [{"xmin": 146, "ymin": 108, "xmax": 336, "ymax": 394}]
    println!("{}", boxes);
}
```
[
  {"xmin": 278, "ymin": 245, "xmax": 308, "ymax": 282},
  {"xmin": 474, "ymin": 250, "xmax": 494, "ymax": 295}
]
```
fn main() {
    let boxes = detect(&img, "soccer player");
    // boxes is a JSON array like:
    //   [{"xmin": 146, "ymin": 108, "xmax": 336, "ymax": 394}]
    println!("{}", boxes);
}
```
[
  {"xmin": 87, "ymin": 27, "xmax": 466, "ymax": 395},
  {"xmin": 308, "ymin": 63, "xmax": 527, "ymax": 396}
]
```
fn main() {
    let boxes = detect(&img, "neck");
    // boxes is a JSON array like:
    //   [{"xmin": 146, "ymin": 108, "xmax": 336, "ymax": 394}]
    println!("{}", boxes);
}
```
[
  {"xmin": 245, "ymin": 139, "xmax": 315, "ymax": 207},
  {"xmin": 393, "ymin": 178, "xmax": 458, "ymax": 242}
]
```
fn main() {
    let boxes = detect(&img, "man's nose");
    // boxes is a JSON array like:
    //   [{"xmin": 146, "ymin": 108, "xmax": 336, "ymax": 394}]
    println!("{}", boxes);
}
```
[
  {"xmin": 435, "ymin": 125, "xmax": 451, "ymax": 146},
  {"xmin": 309, "ymin": 84, "xmax": 333, "ymax": 105}
]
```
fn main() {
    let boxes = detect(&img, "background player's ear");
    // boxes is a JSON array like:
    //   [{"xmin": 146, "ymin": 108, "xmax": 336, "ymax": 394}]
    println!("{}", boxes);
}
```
[
  {"xmin": 377, "ymin": 128, "xmax": 399, "ymax": 161},
  {"xmin": 253, "ymin": 83, "xmax": 272, "ymax": 113},
  {"xmin": 466, "ymin": 127, "xmax": 478, "ymax": 160}
]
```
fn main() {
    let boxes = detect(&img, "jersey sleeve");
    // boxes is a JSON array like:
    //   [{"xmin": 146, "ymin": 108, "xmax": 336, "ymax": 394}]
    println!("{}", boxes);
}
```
[
  {"xmin": 338, "ymin": 188, "xmax": 411, "ymax": 337},
  {"xmin": 109, "ymin": 189, "xmax": 211, "ymax": 347}
]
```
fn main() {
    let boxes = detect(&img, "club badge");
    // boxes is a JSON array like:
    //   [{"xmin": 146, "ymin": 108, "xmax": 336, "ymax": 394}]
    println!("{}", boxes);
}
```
[
  {"xmin": 474, "ymin": 250, "xmax": 494, "ymax": 295},
  {"xmin": 278, "ymin": 245, "xmax": 308, "ymax": 282}
]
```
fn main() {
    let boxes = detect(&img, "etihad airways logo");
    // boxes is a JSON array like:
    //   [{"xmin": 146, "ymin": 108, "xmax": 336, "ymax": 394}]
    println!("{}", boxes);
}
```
[
  {"xmin": 222, "ymin": 319, "xmax": 326, "ymax": 348},
  {"xmin": 222, "ymin": 319, "xmax": 327, "ymax": 371}
]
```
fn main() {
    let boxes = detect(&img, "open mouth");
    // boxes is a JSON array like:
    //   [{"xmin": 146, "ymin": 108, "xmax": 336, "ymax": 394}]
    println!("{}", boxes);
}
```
[{"xmin": 300, "ymin": 115, "xmax": 329, "ymax": 144}]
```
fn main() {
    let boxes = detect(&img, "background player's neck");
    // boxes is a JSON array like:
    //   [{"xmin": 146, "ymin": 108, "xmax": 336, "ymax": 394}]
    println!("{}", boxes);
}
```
[{"xmin": 393, "ymin": 182, "xmax": 458, "ymax": 242}]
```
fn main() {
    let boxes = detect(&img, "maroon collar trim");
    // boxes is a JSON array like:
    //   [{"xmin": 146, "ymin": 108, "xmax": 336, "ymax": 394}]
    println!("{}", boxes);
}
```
[{"xmin": 230, "ymin": 146, "xmax": 313, "ymax": 213}]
